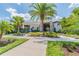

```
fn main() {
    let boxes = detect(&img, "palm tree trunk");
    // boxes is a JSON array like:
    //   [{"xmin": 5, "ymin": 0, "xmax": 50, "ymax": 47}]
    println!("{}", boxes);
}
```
[
  {"xmin": 40, "ymin": 20, "xmax": 44, "ymax": 32},
  {"xmin": 40, "ymin": 15, "xmax": 44, "ymax": 36},
  {"xmin": 40, "ymin": 14, "xmax": 44, "ymax": 32},
  {"xmin": 17, "ymin": 26, "xmax": 20, "ymax": 34},
  {"xmin": 0, "ymin": 32, "xmax": 3, "ymax": 41}
]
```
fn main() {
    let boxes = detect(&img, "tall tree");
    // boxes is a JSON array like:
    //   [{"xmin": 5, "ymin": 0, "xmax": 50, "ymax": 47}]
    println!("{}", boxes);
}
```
[
  {"xmin": 29, "ymin": 3, "xmax": 56, "ymax": 32},
  {"xmin": 72, "ymin": 7, "xmax": 79, "ymax": 16},
  {"xmin": 0, "ymin": 20, "xmax": 14, "ymax": 40},
  {"xmin": 12, "ymin": 16, "xmax": 24, "ymax": 34},
  {"xmin": 60, "ymin": 16, "xmax": 79, "ymax": 34}
]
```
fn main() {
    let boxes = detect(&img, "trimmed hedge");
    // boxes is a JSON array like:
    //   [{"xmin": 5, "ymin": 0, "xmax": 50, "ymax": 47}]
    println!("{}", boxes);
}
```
[
  {"xmin": 28, "ymin": 32, "xmax": 58, "ymax": 37},
  {"xmin": 28, "ymin": 32, "xmax": 43, "ymax": 37},
  {"xmin": 44, "ymin": 32, "xmax": 58, "ymax": 37}
]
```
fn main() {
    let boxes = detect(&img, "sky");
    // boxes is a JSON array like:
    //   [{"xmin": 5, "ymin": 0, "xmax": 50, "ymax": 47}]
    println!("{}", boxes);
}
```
[{"xmin": 0, "ymin": 3, "xmax": 79, "ymax": 21}]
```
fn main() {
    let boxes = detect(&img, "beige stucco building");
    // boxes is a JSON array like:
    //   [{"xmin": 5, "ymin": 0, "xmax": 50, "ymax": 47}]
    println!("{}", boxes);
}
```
[{"xmin": 22, "ymin": 20, "xmax": 61, "ymax": 32}]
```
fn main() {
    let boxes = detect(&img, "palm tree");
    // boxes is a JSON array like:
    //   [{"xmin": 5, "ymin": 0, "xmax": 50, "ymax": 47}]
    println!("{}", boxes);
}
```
[
  {"xmin": 0, "ymin": 20, "xmax": 14, "ymax": 40},
  {"xmin": 11, "ymin": 16, "xmax": 24, "ymax": 34},
  {"xmin": 72, "ymin": 7, "xmax": 79, "ymax": 17},
  {"xmin": 29, "ymin": 3, "xmax": 56, "ymax": 32}
]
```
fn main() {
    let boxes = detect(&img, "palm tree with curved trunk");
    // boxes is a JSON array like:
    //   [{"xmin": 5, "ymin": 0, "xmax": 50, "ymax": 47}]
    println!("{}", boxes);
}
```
[
  {"xmin": 0, "ymin": 20, "xmax": 14, "ymax": 41},
  {"xmin": 29, "ymin": 3, "xmax": 56, "ymax": 32},
  {"xmin": 12, "ymin": 16, "xmax": 24, "ymax": 34}
]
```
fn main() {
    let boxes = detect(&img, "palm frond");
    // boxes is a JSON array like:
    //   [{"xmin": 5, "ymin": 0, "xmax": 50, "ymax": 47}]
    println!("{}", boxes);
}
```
[{"xmin": 29, "ymin": 3, "xmax": 56, "ymax": 22}]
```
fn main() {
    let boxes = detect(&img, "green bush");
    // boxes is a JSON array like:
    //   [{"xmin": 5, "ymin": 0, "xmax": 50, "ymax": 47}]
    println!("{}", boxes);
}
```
[
  {"xmin": 28, "ymin": 32, "xmax": 43, "ymax": 37},
  {"xmin": 28, "ymin": 32, "xmax": 58, "ymax": 37},
  {"xmin": 13, "ymin": 33, "xmax": 26, "ymax": 36},
  {"xmin": 44, "ymin": 32, "xmax": 58, "ymax": 37},
  {"xmin": 0, "ymin": 38, "xmax": 27, "ymax": 55}
]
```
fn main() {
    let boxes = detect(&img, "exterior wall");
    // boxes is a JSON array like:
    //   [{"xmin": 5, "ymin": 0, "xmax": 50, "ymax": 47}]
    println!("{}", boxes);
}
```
[
  {"xmin": 53, "ymin": 22, "xmax": 61, "ymax": 32},
  {"xmin": 29, "ymin": 24, "xmax": 40, "ymax": 32},
  {"xmin": 23, "ymin": 22, "xmax": 40, "ymax": 32},
  {"xmin": 23, "ymin": 21, "xmax": 61, "ymax": 32}
]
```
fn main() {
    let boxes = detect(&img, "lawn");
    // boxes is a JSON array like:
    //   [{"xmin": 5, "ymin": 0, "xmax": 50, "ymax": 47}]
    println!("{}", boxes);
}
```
[
  {"xmin": 46, "ymin": 41, "xmax": 79, "ymax": 56},
  {"xmin": 0, "ymin": 37, "xmax": 28, "ymax": 55}
]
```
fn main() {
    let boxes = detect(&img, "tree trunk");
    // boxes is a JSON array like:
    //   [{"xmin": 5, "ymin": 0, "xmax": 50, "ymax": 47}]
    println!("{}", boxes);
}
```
[
  {"xmin": 40, "ymin": 14, "xmax": 44, "ymax": 32},
  {"xmin": 0, "ymin": 33, "xmax": 3, "ymax": 41},
  {"xmin": 40, "ymin": 20, "xmax": 44, "ymax": 32},
  {"xmin": 40, "ymin": 14, "xmax": 44, "ymax": 36},
  {"xmin": 17, "ymin": 26, "xmax": 20, "ymax": 34}
]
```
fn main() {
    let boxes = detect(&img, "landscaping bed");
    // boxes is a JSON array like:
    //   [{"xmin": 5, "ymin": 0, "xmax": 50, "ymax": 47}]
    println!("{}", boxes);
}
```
[
  {"xmin": 0, "ymin": 37, "xmax": 28, "ymax": 55},
  {"xmin": 28, "ymin": 32, "xmax": 43, "ymax": 37},
  {"xmin": 66, "ymin": 35, "xmax": 79, "ymax": 39},
  {"xmin": 46, "ymin": 41, "xmax": 79, "ymax": 56},
  {"xmin": 28, "ymin": 32, "xmax": 58, "ymax": 37},
  {"xmin": 59, "ymin": 33, "xmax": 79, "ymax": 39}
]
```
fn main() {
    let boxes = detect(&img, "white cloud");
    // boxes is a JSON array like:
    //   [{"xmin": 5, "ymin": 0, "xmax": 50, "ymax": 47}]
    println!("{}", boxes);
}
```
[
  {"xmin": 52, "ymin": 16, "xmax": 62, "ymax": 22},
  {"xmin": 68, "ymin": 3, "xmax": 79, "ymax": 8},
  {"xmin": 17, "ymin": 3, "xmax": 22, "ymax": 5},
  {"xmin": 6, "ymin": 8, "xmax": 31, "ymax": 21},
  {"xmin": 6, "ymin": 8, "xmax": 17, "ymax": 13},
  {"xmin": 55, "ymin": 16, "xmax": 62, "ymax": 19}
]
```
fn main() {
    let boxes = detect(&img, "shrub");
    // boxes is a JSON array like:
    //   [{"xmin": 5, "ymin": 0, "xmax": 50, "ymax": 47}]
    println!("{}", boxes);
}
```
[
  {"xmin": 28, "ymin": 32, "xmax": 43, "ymax": 37},
  {"xmin": 28, "ymin": 32, "xmax": 58, "ymax": 37},
  {"xmin": 44, "ymin": 32, "xmax": 58, "ymax": 37},
  {"xmin": 13, "ymin": 33, "xmax": 26, "ymax": 36}
]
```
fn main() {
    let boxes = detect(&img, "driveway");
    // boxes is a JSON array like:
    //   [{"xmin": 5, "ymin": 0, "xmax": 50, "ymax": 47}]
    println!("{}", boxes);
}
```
[
  {"xmin": 1, "ymin": 37, "xmax": 47, "ymax": 56},
  {"xmin": 1, "ymin": 35, "xmax": 79, "ymax": 56}
]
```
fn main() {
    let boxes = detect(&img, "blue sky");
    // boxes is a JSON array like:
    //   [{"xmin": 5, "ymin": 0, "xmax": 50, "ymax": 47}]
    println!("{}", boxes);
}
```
[
  {"xmin": 56, "ymin": 3, "xmax": 72, "ymax": 17},
  {"xmin": 0, "ymin": 3, "xmax": 78, "ymax": 21}
]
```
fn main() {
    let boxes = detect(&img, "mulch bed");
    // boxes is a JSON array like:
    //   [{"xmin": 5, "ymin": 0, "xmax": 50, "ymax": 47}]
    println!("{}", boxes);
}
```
[
  {"xmin": 0, "ymin": 39, "xmax": 15, "ymax": 47},
  {"xmin": 63, "ymin": 46, "xmax": 79, "ymax": 56}
]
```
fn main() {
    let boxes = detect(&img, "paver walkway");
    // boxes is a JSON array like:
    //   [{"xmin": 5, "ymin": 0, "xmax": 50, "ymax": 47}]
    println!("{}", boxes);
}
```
[{"xmin": 1, "ymin": 37, "xmax": 47, "ymax": 56}]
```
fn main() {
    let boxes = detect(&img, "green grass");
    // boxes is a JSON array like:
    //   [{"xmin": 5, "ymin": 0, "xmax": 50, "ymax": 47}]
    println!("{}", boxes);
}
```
[
  {"xmin": 46, "ymin": 41, "xmax": 79, "ymax": 56},
  {"xmin": 0, "ymin": 38, "xmax": 28, "ymax": 55}
]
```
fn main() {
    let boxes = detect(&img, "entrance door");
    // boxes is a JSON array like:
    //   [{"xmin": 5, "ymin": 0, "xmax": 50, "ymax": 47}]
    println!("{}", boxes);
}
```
[
  {"xmin": 43, "ymin": 23, "xmax": 50, "ymax": 31},
  {"xmin": 24, "ymin": 25, "xmax": 30, "ymax": 32}
]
